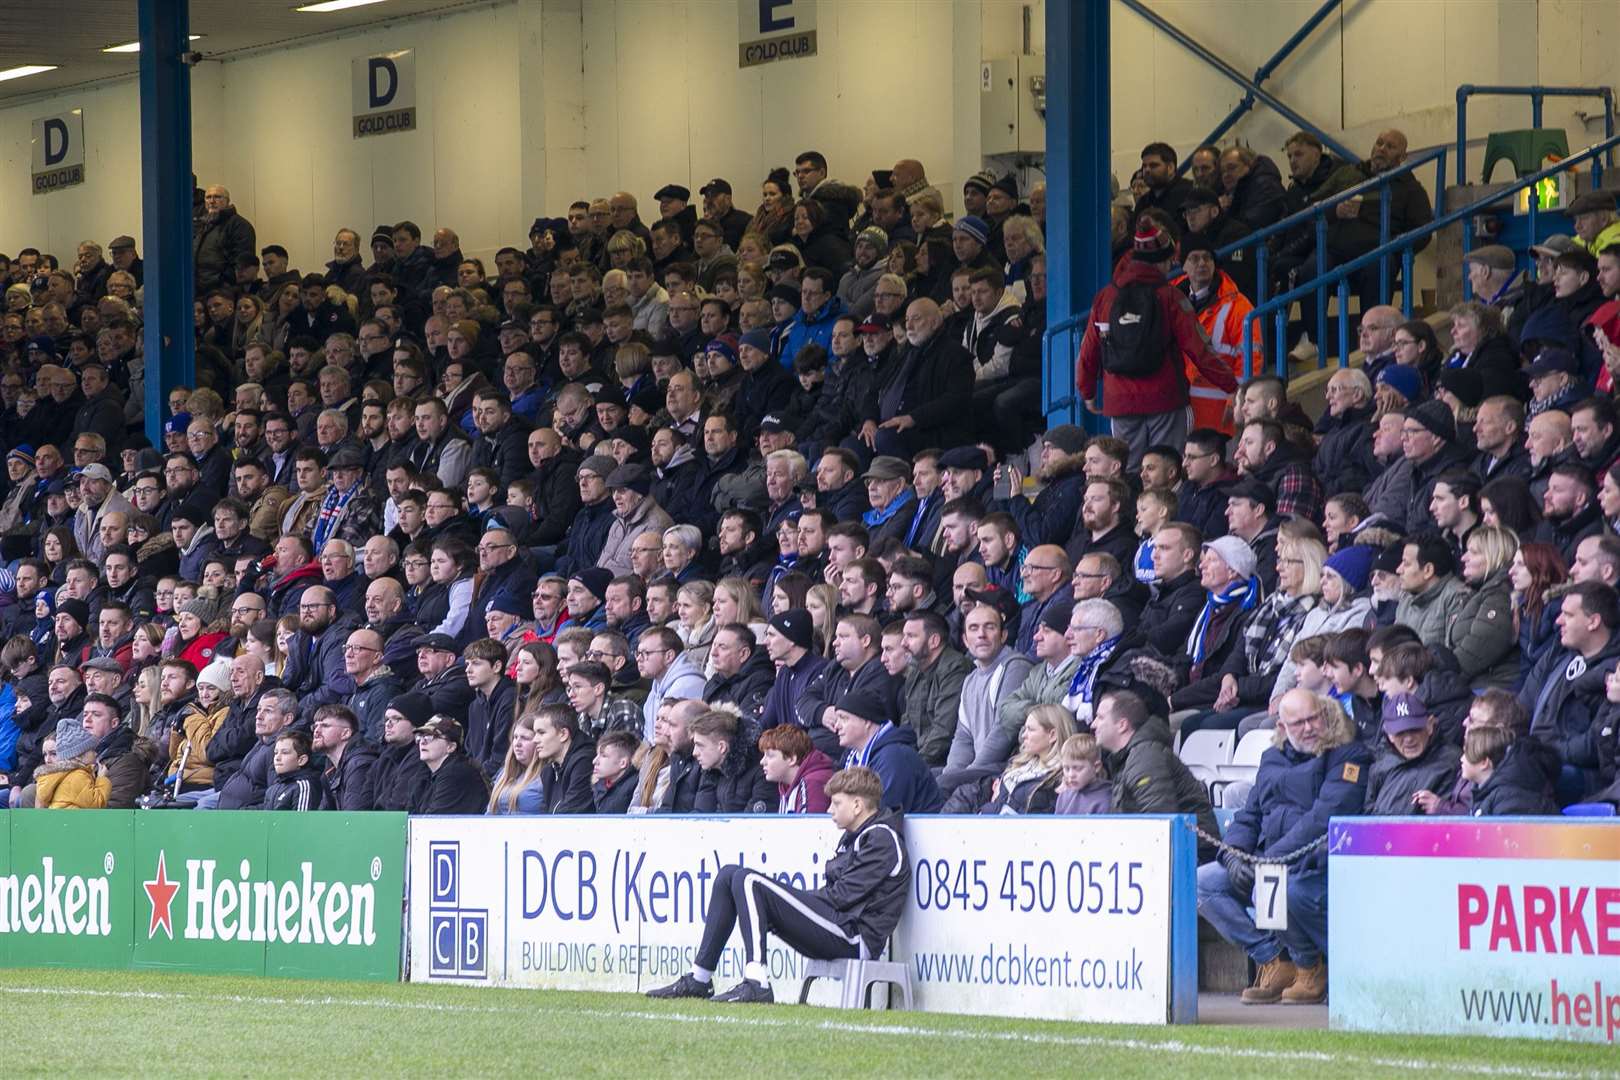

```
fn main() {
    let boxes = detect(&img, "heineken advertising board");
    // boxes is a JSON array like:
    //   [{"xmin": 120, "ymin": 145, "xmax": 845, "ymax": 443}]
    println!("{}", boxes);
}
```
[{"xmin": 0, "ymin": 812, "xmax": 404, "ymax": 982}]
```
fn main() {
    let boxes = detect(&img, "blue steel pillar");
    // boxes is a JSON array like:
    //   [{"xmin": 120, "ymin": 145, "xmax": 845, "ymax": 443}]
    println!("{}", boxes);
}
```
[
  {"xmin": 138, "ymin": 0, "xmax": 195, "ymax": 446},
  {"xmin": 1044, "ymin": 0, "xmax": 1111, "ymax": 431}
]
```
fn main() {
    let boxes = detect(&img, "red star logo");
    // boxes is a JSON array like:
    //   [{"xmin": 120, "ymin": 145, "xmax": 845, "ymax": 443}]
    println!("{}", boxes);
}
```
[{"xmin": 144, "ymin": 851, "xmax": 180, "ymax": 940}]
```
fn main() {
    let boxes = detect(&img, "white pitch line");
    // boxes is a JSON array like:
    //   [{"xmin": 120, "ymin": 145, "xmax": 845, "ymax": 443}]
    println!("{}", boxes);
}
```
[{"xmin": 0, "ymin": 985, "xmax": 1605, "ymax": 1079}]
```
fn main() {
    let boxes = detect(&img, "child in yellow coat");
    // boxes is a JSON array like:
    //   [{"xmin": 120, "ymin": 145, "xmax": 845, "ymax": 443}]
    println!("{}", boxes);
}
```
[{"xmin": 33, "ymin": 717, "xmax": 111, "ymax": 810}]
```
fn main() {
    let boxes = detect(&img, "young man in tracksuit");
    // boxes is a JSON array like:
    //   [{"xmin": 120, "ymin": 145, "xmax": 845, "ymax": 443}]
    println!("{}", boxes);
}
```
[{"xmin": 646, "ymin": 766, "xmax": 910, "ymax": 1004}]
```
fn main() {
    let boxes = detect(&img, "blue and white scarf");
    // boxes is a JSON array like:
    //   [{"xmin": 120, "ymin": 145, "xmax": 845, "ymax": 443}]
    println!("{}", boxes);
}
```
[
  {"xmin": 1067, "ymin": 633, "xmax": 1122, "ymax": 709},
  {"xmin": 1186, "ymin": 576, "xmax": 1261, "ymax": 666}
]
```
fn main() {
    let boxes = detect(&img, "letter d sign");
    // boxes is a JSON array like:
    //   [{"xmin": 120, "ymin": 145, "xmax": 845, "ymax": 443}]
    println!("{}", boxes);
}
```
[
  {"xmin": 368, "ymin": 58, "xmax": 397, "ymax": 109},
  {"xmin": 44, "ymin": 119, "xmax": 69, "ymax": 166}
]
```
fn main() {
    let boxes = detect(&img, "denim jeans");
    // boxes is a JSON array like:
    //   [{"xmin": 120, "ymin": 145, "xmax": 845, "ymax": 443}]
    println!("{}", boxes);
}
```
[{"xmin": 1196, "ymin": 860, "xmax": 1328, "ymax": 968}]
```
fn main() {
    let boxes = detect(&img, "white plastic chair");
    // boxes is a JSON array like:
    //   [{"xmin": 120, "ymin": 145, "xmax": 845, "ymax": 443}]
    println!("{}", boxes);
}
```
[
  {"xmin": 798, "ymin": 945, "xmax": 913, "ymax": 1010},
  {"xmin": 1178, "ymin": 729, "xmax": 1236, "ymax": 794},
  {"xmin": 1211, "ymin": 729, "xmax": 1272, "ymax": 802}
]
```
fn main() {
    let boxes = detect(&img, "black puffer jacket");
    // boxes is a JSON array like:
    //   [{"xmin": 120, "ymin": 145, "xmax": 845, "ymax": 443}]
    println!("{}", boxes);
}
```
[
  {"xmin": 1224, "ymin": 155, "xmax": 1288, "ymax": 235},
  {"xmin": 324, "ymin": 738, "xmax": 379, "ymax": 811},
  {"xmin": 1313, "ymin": 403, "xmax": 1379, "ymax": 497},
  {"xmin": 194, "ymin": 206, "xmax": 256, "ymax": 295},
  {"xmin": 1471, "ymin": 739, "xmax": 1560, "ymax": 816},
  {"xmin": 371, "ymin": 740, "xmax": 431, "ymax": 812},
  {"xmin": 694, "ymin": 731, "xmax": 775, "ymax": 814}
]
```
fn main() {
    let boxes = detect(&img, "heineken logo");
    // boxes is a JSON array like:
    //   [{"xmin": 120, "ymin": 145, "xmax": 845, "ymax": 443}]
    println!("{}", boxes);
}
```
[
  {"xmin": 0, "ymin": 856, "xmax": 114, "ymax": 936},
  {"xmin": 143, "ymin": 851, "xmax": 382, "ymax": 947}
]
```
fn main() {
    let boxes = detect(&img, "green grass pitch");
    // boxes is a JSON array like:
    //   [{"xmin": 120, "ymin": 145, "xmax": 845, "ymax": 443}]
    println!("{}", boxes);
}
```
[{"xmin": 0, "ymin": 969, "xmax": 1613, "ymax": 1078}]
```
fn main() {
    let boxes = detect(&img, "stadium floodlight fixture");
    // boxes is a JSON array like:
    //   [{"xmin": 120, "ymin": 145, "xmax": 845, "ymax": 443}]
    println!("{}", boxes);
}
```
[
  {"xmin": 102, "ymin": 36, "xmax": 202, "ymax": 53},
  {"xmin": 295, "ymin": 0, "xmax": 390, "ymax": 12},
  {"xmin": 0, "ymin": 66, "xmax": 57, "ymax": 82}
]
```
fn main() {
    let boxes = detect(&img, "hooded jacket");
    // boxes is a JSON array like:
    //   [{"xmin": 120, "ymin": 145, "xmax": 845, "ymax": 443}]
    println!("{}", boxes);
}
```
[
  {"xmin": 372, "ymin": 739, "xmax": 432, "ymax": 812},
  {"xmin": 348, "ymin": 666, "xmax": 405, "ymax": 743},
  {"xmin": 35, "ymin": 759, "xmax": 112, "ymax": 809},
  {"xmin": 95, "ymin": 726, "xmax": 158, "ymax": 809},
  {"xmin": 944, "ymin": 646, "xmax": 1032, "ymax": 778},
  {"xmin": 1393, "ymin": 574, "xmax": 1469, "ymax": 650},
  {"xmin": 779, "ymin": 749, "xmax": 836, "ymax": 813},
  {"xmin": 808, "ymin": 806, "xmax": 911, "ymax": 960},
  {"xmin": 1313, "ymin": 403, "xmax": 1379, "ymax": 497},
  {"xmin": 1471, "ymin": 739, "xmax": 1561, "ymax": 816},
  {"xmin": 903, "ymin": 647, "xmax": 974, "ymax": 767},
  {"xmin": 1444, "ymin": 567, "xmax": 1519, "ymax": 689},
  {"xmin": 703, "ymin": 651, "xmax": 775, "ymax": 724},
  {"xmin": 217, "ymin": 731, "xmax": 281, "ymax": 810},
  {"xmin": 1223, "ymin": 721, "xmax": 1372, "ymax": 873},
  {"xmin": 540, "ymin": 739, "xmax": 596, "ymax": 813},
  {"xmin": 324, "ymin": 738, "xmax": 379, "ymax": 811},
  {"xmin": 694, "ymin": 731, "xmax": 776, "ymax": 813},
  {"xmin": 1077, "ymin": 255, "xmax": 1239, "ymax": 418},
  {"xmin": 842, "ymin": 722, "xmax": 943, "ymax": 814}
]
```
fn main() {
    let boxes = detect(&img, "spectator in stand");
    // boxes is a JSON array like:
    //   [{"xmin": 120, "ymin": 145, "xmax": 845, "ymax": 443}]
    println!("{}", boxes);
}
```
[
  {"xmin": 263, "ymin": 729, "xmax": 332, "ymax": 811},
  {"xmin": 1197, "ymin": 688, "xmax": 1370, "ymax": 1005},
  {"xmin": 1393, "ymin": 533, "xmax": 1467, "ymax": 648},
  {"xmin": 759, "ymin": 723, "xmax": 835, "ymax": 813},
  {"xmin": 411, "ymin": 715, "xmax": 491, "ymax": 814},
  {"xmin": 534, "ymin": 704, "xmax": 595, "ymax": 813},
  {"xmin": 310, "ymin": 703, "xmax": 374, "ymax": 811},
  {"xmin": 1133, "ymin": 142, "xmax": 1197, "ymax": 224},
  {"xmin": 1077, "ymin": 219, "xmax": 1239, "ymax": 464},
  {"xmin": 1365, "ymin": 691, "xmax": 1460, "ymax": 815},
  {"xmin": 690, "ymin": 709, "xmax": 773, "ymax": 813},
  {"xmin": 1460, "ymin": 724, "xmax": 1560, "ymax": 816},
  {"xmin": 590, "ymin": 729, "xmax": 640, "ymax": 813},
  {"xmin": 940, "ymin": 592, "xmax": 1031, "ymax": 801},
  {"xmin": 488, "ymin": 711, "xmax": 546, "ymax": 814},
  {"xmin": 1520, "ymin": 580, "xmax": 1620, "ymax": 802},
  {"xmin": 834, "ymin": 686, "xmax": 942, "ymax": 813},
  {"xmin": 1093, "ymin": 688, "xmax": 1220, "ymax": 856}
]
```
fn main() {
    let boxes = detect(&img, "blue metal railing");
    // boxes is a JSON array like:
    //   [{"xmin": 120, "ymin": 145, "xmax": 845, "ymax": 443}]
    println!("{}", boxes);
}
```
[
  {"xmin": 1212, "ymin": 144, "xmax": 1449, "ymax": 376},
  {"xmin": 1042, "ymin": 312, "xmax": 1091, "ymax": 430},
  {"xmin": 1456, "ymin": 84, "xmax": 1615, "ymax": 186},
  {"xmin": 1242, "ymin": 134, "xmax": 1620, "ymax": 376}
]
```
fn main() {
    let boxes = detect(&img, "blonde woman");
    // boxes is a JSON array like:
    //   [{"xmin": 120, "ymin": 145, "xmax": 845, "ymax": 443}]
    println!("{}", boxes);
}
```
[
  {"xmin": 1448, "ymin": 525, "xmax": 1521, "ymax": 690},
  {"xmin": 804, "ymin": 583, "xmax": 839, "ymax": 658},
  {"xmin": 675, "ymin": 581, "xmax": 716, "ymax": 673},
  {"xmin": 974, "ymin": 704, "xmax": 1074, "ymax": 814},
  {"xmin": 713, "ymin": 577, "xmax": 768, "ymax": 642},
  {"xmin": 488, "ymin": 712, "xmax": 546, "ymax": 814}
]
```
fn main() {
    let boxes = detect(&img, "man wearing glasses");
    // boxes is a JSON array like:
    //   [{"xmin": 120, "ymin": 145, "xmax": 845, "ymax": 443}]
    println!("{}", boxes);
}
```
[
  {"xmin": 466, "ymin": 528, "xmax": 535, "ymax": 649},
  {"xmin": 1174, "ymin": 429, "xmax": 1238, "ymax": 542},
  {"xmin": 343, "ymin": 628, "xmax": 402, "ymax": 744},
  {"xmin": 282, "ymin": 585, "xmax": 363, "ymax": 724}
]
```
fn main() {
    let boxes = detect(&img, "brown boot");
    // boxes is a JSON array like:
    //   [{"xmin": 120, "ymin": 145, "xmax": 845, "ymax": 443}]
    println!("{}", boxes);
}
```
[
  {"xmin": 1240, "ymin": 957, "xmax": 1297, "ymax": 1004},
  {"xmin": 1281, "ymin": 960, "xmax": 1326, "ymax": 1004}
]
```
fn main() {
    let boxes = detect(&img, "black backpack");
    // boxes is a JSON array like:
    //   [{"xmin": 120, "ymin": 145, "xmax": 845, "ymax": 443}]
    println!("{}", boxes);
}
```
[{"xmin": 1101, "ymin": 281, "xmax": 1170, "ymax": 377}]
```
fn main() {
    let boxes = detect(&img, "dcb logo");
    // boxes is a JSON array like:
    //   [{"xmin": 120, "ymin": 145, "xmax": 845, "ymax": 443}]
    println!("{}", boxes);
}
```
[{"xmin": 428, "ymin": 842, "xmax": 487, "ymax": 979}]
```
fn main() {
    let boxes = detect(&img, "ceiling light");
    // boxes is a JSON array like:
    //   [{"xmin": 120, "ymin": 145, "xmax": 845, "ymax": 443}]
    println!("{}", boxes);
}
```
[
  {"xmin": 296, "ymin": 0, "xmax": 390, "ymax": 12},
  {"xmin": 102, "ymin": 36, "xmax": 202, "ymax": 53},
  {"xmin": 0, "ymin": 65, "xmax": 57, "ymax": 83}
]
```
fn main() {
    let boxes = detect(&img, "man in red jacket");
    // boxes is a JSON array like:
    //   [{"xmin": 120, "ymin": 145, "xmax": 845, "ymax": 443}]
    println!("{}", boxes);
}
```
[{"xmin": 1077, "ymin": 220, "xmax": 1240, "ymax": 465}]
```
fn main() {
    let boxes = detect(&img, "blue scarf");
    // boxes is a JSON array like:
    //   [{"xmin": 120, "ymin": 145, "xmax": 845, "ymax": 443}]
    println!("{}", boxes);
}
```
[
  {"xmin": 863, "ymin": 488, "xmax": 915, "ymax": 529},
  {"xmin": 845, "ymin": 722, "xmax": 893, "ymax": 769},
  {"xmin": 311, "ymin": 476, "xmax": 361, "ymax": 551},
  {"xmin": 1067, "ymin": 633, "xmax": 1122, "ymax": 708},
  {"xmin": 1186, "ymin": 576, "xmax": 1261, "ymax": 666}
]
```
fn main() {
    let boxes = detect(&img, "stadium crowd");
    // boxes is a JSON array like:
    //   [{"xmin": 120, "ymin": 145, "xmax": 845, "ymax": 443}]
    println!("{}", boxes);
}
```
[{"xmin": 0, "ymin": 133, "xmax": 1616, "ymax": 1006}]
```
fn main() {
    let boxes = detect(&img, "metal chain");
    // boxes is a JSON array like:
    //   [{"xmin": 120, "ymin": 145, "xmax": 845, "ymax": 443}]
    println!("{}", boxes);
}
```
[{"xmin": 1189, "ymin": 823, "xmax": 1329, "ymax": 866}]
